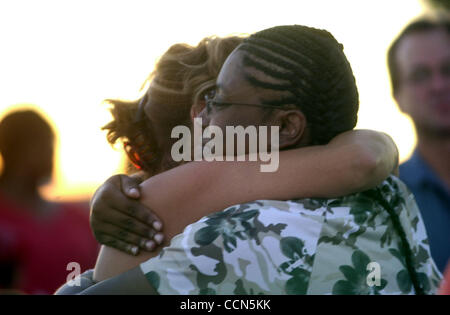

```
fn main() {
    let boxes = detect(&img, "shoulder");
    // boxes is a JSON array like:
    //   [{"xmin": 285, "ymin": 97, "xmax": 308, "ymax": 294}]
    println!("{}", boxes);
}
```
[
  {"xmin": 399, "ymin": 151, "xmax": 427, "ymax": 188},
  {"xmin": 399, "ymin": 156, "xmax": 417, "ymax": 172}
]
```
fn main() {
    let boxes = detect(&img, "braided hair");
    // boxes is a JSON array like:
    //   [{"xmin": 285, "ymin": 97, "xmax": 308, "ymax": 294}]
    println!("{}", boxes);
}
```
[{"xmin": 237, "ymin": 25, "xmax": 359, "ymax": 145}]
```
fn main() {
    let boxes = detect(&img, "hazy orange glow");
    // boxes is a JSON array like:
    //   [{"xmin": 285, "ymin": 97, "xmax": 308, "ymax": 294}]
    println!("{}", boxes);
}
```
[{"xmin": 0, "ymin": 0, "xmax": 428, "ymax": 201}]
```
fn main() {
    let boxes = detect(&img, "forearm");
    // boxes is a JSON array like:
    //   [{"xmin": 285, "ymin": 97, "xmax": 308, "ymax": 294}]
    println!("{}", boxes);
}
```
[
  {"xmin": 167, "ymin": 129, "xmax": 398, "ymax": 201},
  {"xmin": 289, "ymin": 129, "xmax": 399, "ymax": 196},
  {"xmin": 93, "ymin": 245, "xmax": 156, "ymax": 282},
  {"xmin": 80, "ymin": 266, "xmax": 156, "ymax": 295},
  {"xmin": 93, "ymin": 129, "xmax": 397, "ymax": 277},
  {"xmin": 136, "ymin": 130, "xmax": 398, "ymax": 242},
  {"xmin": 209, "ymin": 131, "xmax": 394, "ymax": 201}
]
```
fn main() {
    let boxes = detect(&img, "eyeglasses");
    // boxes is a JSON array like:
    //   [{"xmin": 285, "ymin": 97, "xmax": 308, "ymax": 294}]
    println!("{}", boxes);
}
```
[
  {"xmin": 205, "ymin": 99, "xmax": 292, "ymax": 113},
  {"xmin": 123, "ymin": 94, "xmax": 156, "ymax": 172},
  {"xmin": 204, "ymin": 89, "xmax": 292, "ymax": 113}
]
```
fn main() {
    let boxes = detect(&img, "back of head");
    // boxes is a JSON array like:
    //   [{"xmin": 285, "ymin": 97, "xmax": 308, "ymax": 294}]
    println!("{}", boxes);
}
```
[
  {"xmin": 237, "ymin": 25, "xmax": 359, "ymax": 145},
  {"xmin": 0, "ymin": 109, "xmax": 54, "ymax": 175},
  {"xmin": 387, "ymin": 17, "xmax": 450, "ymax": 96},
  {"xmin": 142, "ymin": 35, "xmax": 245, "ymax": 131},
  {"xmin": 103, "ymin": 35, "xmax": 244, "ymax": 173}
]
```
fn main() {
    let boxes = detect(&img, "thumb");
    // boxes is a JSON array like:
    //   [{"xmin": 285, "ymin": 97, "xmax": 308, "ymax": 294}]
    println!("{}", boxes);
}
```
[{"xmin": 120, "ymin": 175, "xmax": 142, "ymax": 199}]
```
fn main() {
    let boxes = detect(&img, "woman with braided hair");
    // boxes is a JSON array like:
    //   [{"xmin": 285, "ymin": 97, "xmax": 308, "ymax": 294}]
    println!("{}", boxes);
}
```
[{"xmin": 58, "ymin": 25, "xmax": 440, "ymax": 294}]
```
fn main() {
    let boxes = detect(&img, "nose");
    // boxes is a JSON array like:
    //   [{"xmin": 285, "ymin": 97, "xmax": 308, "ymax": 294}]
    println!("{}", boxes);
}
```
[{"xmin": 430, "ymin": 71, "xmax": 450, "ymax": 92}]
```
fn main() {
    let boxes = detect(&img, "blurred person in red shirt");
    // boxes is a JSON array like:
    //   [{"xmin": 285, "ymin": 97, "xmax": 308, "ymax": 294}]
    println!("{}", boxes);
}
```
[{"xmin": 0, "ymin": 109, "xmax": 98, "ymax": 294}]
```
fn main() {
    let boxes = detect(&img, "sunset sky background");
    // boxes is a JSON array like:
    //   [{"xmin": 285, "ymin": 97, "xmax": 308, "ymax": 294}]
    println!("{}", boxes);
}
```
[{"xmin": 0, "ymin": 0, "xmax": 439, "ymax": 201}]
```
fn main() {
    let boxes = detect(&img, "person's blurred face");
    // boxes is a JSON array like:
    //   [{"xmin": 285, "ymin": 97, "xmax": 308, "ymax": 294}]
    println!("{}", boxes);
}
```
[{"xmin": 394, "ymin": 29, "xmax": 450, "ymax": 136}]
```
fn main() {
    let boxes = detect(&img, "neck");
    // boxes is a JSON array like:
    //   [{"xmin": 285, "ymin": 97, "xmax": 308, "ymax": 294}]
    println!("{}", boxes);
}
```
[
  {"xmin": 0, "ymin": 171, "xmax": 44, "ymax": 207},
  {"xmin": 416, "ymin": 132, "xmax": 450, "ymax": 189},
  {"xmin": 154, "ymin": 153, "xmax": 182, "ymax": 176}
]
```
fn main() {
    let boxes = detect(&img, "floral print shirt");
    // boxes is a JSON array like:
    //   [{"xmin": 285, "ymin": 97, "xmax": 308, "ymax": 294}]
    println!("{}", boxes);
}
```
[{"xmin": 140, "ymin": 176, "xmax": 442, "ymax": 294}]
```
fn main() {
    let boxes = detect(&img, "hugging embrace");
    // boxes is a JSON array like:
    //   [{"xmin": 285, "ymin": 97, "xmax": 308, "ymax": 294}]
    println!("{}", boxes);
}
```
[{"xmin": 57, "ymin": 24, "xmax": 442, "ymax": 295}]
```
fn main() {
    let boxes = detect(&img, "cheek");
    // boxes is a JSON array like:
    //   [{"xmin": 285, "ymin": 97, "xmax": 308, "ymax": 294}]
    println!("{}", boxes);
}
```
[
  {"xmin": 207, "ymin": 107, "xmax": 266, "ymax": 129},
  {"xmin": 398, "ymin": 86, "xmax": 425, "ymax": 112},
  {"xmin": 208, "ymin": 109, "xmax": 232, "ymax": 129},
  {"xmin": 208, "ymin": 117, "xmax": 227, "ymax": 131}
]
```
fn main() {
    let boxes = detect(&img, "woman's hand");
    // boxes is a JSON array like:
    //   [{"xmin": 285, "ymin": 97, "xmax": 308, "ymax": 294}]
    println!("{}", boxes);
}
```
[{"xmin": 89, "ymin": 174, "xmax": 165, "ymax": 256}]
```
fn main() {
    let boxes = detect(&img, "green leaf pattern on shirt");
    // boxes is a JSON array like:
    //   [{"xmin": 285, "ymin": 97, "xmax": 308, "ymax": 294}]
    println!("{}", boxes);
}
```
[{"xmin": 140, "ymin": 176, "xmax": 442, "ymax": 294}]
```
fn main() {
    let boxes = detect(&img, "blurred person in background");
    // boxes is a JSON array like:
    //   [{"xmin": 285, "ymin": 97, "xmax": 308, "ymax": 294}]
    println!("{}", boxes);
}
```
[
  {"xmin": 0, "ymin": 109, "xmax": 98, "ymax": 294},
  {"xmin": 387, "ymin": 17, "xmax": 450, "ymax": 273}
]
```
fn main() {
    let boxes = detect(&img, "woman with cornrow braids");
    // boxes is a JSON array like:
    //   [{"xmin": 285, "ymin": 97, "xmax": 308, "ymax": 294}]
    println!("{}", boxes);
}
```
[
  {"xmin": 235, "ymin": 26, "xmax": 359, "ymax": 145},
  {"xmin": 58, "ymin": 25, "xmax": 441, "ymax": 294}
]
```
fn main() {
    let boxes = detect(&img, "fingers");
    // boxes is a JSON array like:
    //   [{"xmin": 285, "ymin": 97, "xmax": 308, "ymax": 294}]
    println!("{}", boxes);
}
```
[
  {"xmin": 92, "ymin": 220, "xmax": 164, "ymax": 255},
  {"xmin": 91, "ymin": 207, "xmax": 165, "ymax": 252},
  {"xmin": 111, "ymin": 198, "xmax": 163, "ymax": 232},
  {"xmin": 94, "ymin": 178, "xmax": 163, "ymax": 229},
  {"xmin": 120, "ymin": 174, "xmax": 142, "ymax": 199},
  {"xmin": 98, "ymin": 208, "xmax": 156, "ymax": 240},
  {"xmin": 90, "ymin": 175, "xmax": 125, "ymax": 210},
  {"xmin": 95, "ymin": 231, "xmax": 141, "ymax": 256},
  {"xmin": 89, "ymin": 173, "xmax": 165, "ymax": 254}
]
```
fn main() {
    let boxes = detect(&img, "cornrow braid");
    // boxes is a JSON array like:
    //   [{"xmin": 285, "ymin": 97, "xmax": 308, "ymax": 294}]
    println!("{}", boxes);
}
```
[{"xmin": 238, "ymin": 25, "xmax": 359, "ymax": 145}]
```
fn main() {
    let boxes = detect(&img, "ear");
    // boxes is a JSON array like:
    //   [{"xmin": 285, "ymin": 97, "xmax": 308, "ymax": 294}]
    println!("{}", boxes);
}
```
[
  {"xmin": 190, "ymin": 100, "xmax": 206, "ymax": 120},
  {"xmin": 277, "ymin": 110, "xmax": 308, "ymax": 149}
]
